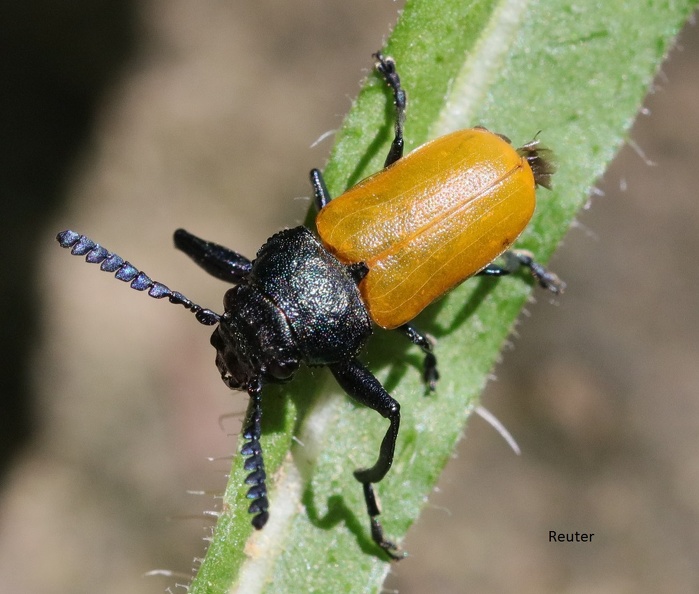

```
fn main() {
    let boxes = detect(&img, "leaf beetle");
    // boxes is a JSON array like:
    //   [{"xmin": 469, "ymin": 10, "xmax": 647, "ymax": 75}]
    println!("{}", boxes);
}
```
[{"xmin": 57, "ymin": 51, "xmax": 563, "ymax": 559}]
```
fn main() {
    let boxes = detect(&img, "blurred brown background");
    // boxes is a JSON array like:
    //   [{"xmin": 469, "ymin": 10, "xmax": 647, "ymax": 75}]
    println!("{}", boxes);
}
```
[{"xmin": 1, "ymin": 2, "xmax": 697, "ymax": 593}]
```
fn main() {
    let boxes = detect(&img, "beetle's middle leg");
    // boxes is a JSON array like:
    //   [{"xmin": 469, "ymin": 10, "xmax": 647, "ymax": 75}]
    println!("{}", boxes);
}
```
[
  {"xmin": 396, "ymin": 323, "xmax": 439, "ymax": 391},
  {"xmin": 329, "ymin": 358, "xmax": 404, "ymax": 560},
  {"xmin": 310, "ymin": 168, "xmax": 332, "ymax": 211}
]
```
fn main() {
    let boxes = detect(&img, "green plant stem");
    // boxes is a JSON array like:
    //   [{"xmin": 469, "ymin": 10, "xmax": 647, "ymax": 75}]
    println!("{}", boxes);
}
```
[{"xmin": 189, "ymin": 1, "xmax": 698, "ymax": 592}]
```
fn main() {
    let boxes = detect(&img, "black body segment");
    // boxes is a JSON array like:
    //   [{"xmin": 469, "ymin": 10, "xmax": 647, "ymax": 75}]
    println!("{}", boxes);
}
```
[{"xmin": 250, "ymin": 227, "xmax": 372, "ymax": 365}]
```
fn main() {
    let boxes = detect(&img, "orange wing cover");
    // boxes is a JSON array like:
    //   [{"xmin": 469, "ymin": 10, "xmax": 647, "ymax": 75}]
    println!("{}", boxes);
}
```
[{"xmin": 316, "ymin": 128, "xmax": 536, "ymax": 329}]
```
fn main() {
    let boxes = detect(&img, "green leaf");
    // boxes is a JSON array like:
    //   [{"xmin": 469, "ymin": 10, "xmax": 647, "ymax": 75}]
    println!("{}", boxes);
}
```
[{"xmin": 190, "ymin": 0, "xmax": 697, "ymax": 592}]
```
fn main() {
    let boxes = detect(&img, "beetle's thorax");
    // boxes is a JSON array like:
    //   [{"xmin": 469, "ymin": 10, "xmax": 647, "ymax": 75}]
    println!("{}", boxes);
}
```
[{"xmin": 210, "ymin": 226, "xmax": 373, "ymax": 391}]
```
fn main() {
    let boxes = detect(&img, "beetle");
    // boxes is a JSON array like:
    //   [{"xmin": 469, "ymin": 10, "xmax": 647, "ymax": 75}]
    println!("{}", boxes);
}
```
[{"xmin": 57, "ymin": 52, "xmax": 563, "ymax": 559}]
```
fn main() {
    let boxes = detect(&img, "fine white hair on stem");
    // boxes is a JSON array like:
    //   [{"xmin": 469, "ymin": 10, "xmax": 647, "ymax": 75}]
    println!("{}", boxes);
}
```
[
  {"xmin": 474, "ymin": 405, "xmax": 521, "ymax": 455},
  {"xmin": 310, "ymin": 129, "xmax": 336, "ymax": 148}
]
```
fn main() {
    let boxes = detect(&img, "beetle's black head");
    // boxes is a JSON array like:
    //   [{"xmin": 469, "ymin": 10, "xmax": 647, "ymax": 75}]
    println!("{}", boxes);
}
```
[{"xmin": 210, "ymin": 284, "xmax": 301, "ymax": 390}]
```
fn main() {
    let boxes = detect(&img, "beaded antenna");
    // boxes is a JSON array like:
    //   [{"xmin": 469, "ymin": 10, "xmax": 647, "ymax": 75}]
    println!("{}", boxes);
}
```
[
  {"xmin": 55, "ymin": 229, "xmax": 273, "ymax": 529},
  {"xmin": 56, "ymin": 230, "xmax": 221, "ymax": 325}
]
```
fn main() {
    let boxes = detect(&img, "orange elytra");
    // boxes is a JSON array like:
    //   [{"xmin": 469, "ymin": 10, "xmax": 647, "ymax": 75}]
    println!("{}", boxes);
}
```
[{"xmin": 316, "ymin": 127, "xmax": 546, "ymax": 329}]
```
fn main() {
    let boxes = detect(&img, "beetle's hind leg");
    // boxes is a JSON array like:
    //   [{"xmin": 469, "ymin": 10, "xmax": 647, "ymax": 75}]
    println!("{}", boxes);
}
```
[
  {"xmin": 478, "ymin": 251, "xmax": 565, "ymax": 294},
  {"xmin": 329, "ymin": 359, "xmax": 405, "ymax": 560},
  {"xmin": 373, "ymin": 51, "xmax": 406, "ymax": 168},
  {"xmin": 396, "ymin": 324, "xmax": 439, "ymax": 391}
]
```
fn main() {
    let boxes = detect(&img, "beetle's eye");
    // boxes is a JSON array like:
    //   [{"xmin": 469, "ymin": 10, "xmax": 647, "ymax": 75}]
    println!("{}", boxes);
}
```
[
  {"xmin": 267, "ymin": 359, "xmax": 299, "ymax": 380},
  {"xmin": 222, "ymin": 288, "xmax": 237, "ymax": 311}
]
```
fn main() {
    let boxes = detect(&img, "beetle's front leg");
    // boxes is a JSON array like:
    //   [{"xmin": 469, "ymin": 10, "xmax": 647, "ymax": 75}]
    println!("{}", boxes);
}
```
[{"xmin": 329, "ymin": 359, "xmax": 405, "ymax": 560}]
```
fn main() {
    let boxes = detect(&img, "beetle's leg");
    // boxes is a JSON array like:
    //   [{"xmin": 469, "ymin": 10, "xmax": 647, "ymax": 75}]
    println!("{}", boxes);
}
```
[
  {"xmin": 396, "ymin": 324, "xmax": 439, "ymax": 391},
  {"xmin": 241, "ymin": 380, "xmax": 270, "ymax": 530},
  {"xmin": 311, "ymin": 52, "xmax": 406, "ymax": 208},
  {"xmin": 329, "ymin": 359, "xmax": 400, "ymax": 486},
  {"xmin": 174, "ymin": 229, "xmax": 252, "ymax": 284},
  {"xmin": 373, "ymin": 52, "xmax": 406, "ymax": 168},
  {"xmin": 310, "ymin": 168, "xmax": 332, "ymax": 210},
  {"xmin": 329, "ymin": 359, "xmax": 405, "ymax": 560},
  {"xmin": 478, "ymin": 250, "xmax": 565, "ymax": 294}
]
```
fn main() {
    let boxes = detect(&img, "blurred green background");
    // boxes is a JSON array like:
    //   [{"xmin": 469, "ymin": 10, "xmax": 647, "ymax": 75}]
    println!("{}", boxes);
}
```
[{"xmin": 1, "ymin": 2, "xmax": 698, "ymax": 592}]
